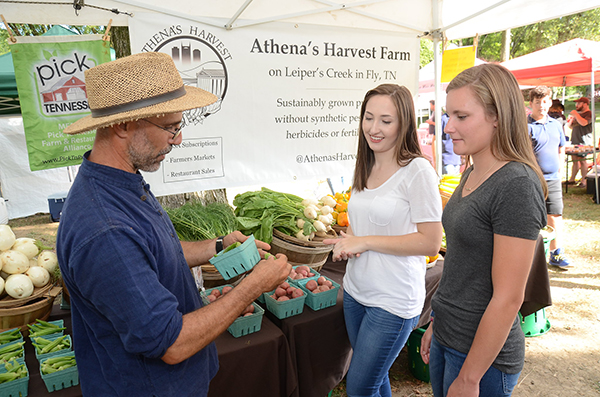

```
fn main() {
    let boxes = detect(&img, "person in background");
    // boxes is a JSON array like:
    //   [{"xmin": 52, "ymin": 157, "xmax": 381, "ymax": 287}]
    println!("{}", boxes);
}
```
[
  {"xmin": 566, "ymin": 96, "xmax": 593, "ymax": 187},
  {"xmin": 528, "ymin": 86, "xmax": 572, "ymax": 269},
  {"xmin": 56, "ymin": 52, "xmax": 291, "ymax": 396},
  {"xmin": 548, "ymin": 99, "xmax": 566, "ymax": 130},
  {"xmin": 439, "ymin": 112, "xmax": 463, "ymax": 175},
  {"xmin": 324, "ymin": 84, "xmax": 443, "ymax": 397},
  {"xmin": 420, "ymin": 64, "xmax": 547, "ymax": 397},
  {"xmin": 426, "ymin": 100, "xmax": 438, "ymax": 168}
]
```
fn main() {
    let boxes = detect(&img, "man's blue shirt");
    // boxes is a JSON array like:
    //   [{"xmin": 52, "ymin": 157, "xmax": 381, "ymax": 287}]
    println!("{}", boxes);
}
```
[
  {"xmin": 527, "ymin": 115, "xmax": 566, "ymax": 180},
  {"xmin": 56, "ymin": 152, "xmax": 218, "ymax": 396}
]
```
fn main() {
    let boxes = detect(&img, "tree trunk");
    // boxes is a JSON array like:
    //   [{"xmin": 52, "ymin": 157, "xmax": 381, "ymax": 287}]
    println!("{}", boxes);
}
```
[
  {"xmin": 157, "ymin": 189, "xmax": 229, "ymax": 210},
  {"xmin": 110, "ymin": 26, "xmax": 131, "ymax": 58},
  {"xmin": 500, "ymin": 29, "xmax": 511, "ymax": 62}
]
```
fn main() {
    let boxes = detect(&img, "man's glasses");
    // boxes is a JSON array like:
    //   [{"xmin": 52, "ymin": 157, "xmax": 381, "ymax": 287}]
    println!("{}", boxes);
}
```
[{"xmin": 142, "ymin": 119, "xmax": 183, "ymax": 139}]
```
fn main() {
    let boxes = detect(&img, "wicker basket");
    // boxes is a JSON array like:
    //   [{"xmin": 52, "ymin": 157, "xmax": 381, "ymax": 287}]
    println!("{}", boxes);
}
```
[
  {"xmin": 200, "ymin": 264, "xmax": 245, "ymax": 289},
  {"xmin": 269, "ymin": 229, "xmax": 334, "ymax": 272},
  {"xmin": 0, "ymin": 286, "xmax": 62, "ymax": 333},
  {"xmin": 440, "ymin": 191, "xmax": 452, "ymax": 209}
]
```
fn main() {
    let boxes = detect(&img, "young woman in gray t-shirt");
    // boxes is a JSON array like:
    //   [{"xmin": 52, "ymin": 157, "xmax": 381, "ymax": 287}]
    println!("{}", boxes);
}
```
[{"xmin": 420, "ymin": 64, "xmax": 547, "ymax": 397}]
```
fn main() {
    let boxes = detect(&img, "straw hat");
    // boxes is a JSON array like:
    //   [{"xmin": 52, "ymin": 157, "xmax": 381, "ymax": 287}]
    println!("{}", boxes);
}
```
[{"xmin": 64, "ymin": 52, "xmax": 218, "ymax": 134}]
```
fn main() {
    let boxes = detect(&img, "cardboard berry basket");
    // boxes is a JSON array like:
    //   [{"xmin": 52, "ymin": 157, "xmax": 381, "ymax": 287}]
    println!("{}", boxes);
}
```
[
  {"xmin": 209, "ymin": 235, "xmax": 261, "ymax": 280},
  {"xmin": 295, "ymin": 277, "xmax": 340, "ymax": 311}
]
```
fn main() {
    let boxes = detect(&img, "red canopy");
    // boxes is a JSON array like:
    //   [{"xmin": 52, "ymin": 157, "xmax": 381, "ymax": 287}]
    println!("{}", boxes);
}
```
[{"xmin": 501, "ymin": 38, "xmax": 600, "ymax": 87}]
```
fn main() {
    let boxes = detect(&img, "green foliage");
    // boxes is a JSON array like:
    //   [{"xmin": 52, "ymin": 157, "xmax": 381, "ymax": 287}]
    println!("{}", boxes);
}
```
[
  {"xmin": 419, "ymin": 39, "xmax": 434, "ymax": 68},
  {"xmin": 232, "ymin": 187, "xmax": 314, "ymax": 244},
  {"xmin": 0, "ymin": 23, "xmax": 106, "ymax": 56},
  {"xmin": 166, "ymin": 202, "xmax": 238, "ymax": 241}
]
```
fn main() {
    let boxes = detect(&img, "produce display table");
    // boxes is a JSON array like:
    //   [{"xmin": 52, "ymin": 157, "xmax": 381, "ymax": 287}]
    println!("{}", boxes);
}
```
[
  {"xmin": 23, "ymin": 257, "xmax": 445, "ymax": 397},
  {"xmin": 266, "ymin": 256, "xmax": 444, "ymax": 397},
  {"xmin": 564, "ymin": 146, "xmax": 598, "ymax": 193}
]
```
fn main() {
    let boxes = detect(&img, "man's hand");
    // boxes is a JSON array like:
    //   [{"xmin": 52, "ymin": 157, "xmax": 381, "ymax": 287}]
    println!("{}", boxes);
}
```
[{"xmin": 247, "ymin": 253, "xmax": 291, "ymax": 293}]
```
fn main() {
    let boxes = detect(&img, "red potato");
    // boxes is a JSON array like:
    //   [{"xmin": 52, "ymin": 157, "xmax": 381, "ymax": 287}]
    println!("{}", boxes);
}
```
[
  {"xmin": 277, "ymin": 296, "xmax": 290, "ymax": 302},
  {"xmin": 305, "ymin": 279, "xmax": 318, "ymax": 291},
  {"xmin": 286, "ymin": 286, "xmax": 297, "ymax": 295},
  {"xmin": 280, "ymin": 281, "xmax": 290, "ymax": 290},
  {"xmin": 324, "ymin": 280, "xmax": 333, "ymax": 288},
  {"xmin": 222, "ymin": 286, "xmax": 233, "ymax": 294},
  {"xmin": 211, "ymin": 289, "xmax": 221, "ymax": 298},
  {"xmin": 241, "ymin": 304, "xmax": 254, "ymax": 316},
  {"xmin": 308, "ymin": 272, "xmax": 315, "ymax": 277},
  {"xmin": 317, "ymin": 276, "xmax": 327, "ymax": 285},
  {"xmin": 275, "ymin": 287, "xmax": 287, "ymax": 297},
  {"xmin": 207, "ymin": 294, "xmax": 217, "ymax": 303},
  {"xmin": 292, "ymin": 289, "xmax": 304, "ymax": 299}
]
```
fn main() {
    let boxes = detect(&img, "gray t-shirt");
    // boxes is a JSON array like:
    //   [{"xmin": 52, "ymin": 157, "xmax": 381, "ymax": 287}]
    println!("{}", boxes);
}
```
[{"xmin": 432, "ymin": 161, "xmax": 546, "ymax": 374}]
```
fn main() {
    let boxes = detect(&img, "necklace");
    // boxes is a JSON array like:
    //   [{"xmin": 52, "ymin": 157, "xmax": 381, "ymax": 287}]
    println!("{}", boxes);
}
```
[{"xmin": 465, "ymin": 160, "xmax": 499, "ymax": 191}]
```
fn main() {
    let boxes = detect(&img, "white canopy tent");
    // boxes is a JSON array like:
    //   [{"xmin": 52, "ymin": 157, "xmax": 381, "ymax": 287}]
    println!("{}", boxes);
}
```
[{"xmin": 2, "ymin": 0, "xmax": 600, "ymax": 217}]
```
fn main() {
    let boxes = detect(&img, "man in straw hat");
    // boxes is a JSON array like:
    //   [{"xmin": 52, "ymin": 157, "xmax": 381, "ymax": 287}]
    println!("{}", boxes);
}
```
[{"xmin": 56, "ymin": 52, "xmax": 291, "ymax": 396}]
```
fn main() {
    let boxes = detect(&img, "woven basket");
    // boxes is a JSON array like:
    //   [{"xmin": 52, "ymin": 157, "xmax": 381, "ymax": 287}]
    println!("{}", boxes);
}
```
[
  {"xmin": 269, "ymin": 229, "xmax": 335, "ymax": 272},
  {"xmin": 440, "ymin": 191, "xmax": 452, "ymax": 209},
  {"xmin": 200, "ymin": 264, "xmax": 245, "ymax": 289},
  {"xmin": 0, "ymin": 286, "xmax": 62, "ymax": 333}
]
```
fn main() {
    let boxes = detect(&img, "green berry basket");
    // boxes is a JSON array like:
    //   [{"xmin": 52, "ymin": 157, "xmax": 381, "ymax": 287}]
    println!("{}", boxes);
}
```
[
  {"xmin": 0, "ymin": 328, "xmax": 23, "ymax": 346},
  {"xmin": 0, "ymin": 341, "xmax": 25, "ymax": 369},
  {"xmin": 0, "ymin": 361, "xmax": 28, "ymax": 397},
  {"xmin": 201, "ymin": 285, "xmax": 264, "ymax": 338},
  {"xmin": 209, "ymin": 235, "xmax": 261, "ymax": 280},
  {"xmin": 288, "ymin": 266, "xmax": 321, "ymax": 285},
  {"xmin": 34, "ymin": 335, "xmax": 73, "ymax": 362},
  {"xmin": 39, "ymin": 350, "xmax": 79, "ymax": 392},
  {"xmin": 263, "ymin": 289, "xmax": 306, "ymax": 319},
  {"xmin": 295, "ymin": 277, "xmax": 340, "ymax": 311},
  {"xmin": 27, "ymin": 320, "xmax": 65, "ymax": 341}
]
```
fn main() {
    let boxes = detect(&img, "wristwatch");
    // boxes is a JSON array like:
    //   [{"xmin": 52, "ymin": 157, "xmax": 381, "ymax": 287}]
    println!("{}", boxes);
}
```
[{"xmin": 215, "ymin": 236, "xmax": 225, "ymax": 253}]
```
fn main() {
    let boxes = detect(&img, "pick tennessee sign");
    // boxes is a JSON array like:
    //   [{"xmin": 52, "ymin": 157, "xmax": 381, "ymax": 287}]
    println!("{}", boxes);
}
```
[{"xmin": 10, "ymin": 35, "xmax": 111, "ymax": 171}]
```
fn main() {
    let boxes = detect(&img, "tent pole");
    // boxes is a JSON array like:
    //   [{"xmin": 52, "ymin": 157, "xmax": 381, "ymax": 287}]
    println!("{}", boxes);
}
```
[
  {"xmin": 592, "ymin": 69, "xmax": 598, "ymax": 204},
  {"xmin": 432, "ymin": 0, "xmax": 442, "ymax": 175}
]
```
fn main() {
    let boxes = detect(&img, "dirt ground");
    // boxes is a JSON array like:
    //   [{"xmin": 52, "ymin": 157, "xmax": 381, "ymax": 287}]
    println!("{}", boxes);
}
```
[
  {"xmin": 387, "ymin": 189, "xmax": 600, "ymax": 397},
  {"xmin": 8, "ymin": 200, "xmax": 600, "ymax": 397}
]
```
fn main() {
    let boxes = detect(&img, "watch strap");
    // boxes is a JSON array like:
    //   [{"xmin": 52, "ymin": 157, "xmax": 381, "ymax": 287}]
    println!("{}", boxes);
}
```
[{"xmin": 215, "ymin": 236, "xmax": 225, "ymax": 253}]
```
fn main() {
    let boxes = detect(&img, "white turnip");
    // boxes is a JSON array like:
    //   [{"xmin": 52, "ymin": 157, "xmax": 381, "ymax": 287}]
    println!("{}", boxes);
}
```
[
  {"xmin": 0, "ymin": 250, "xmax": 30, "ymax": 274},
  {"xmin": 5, "ymin": 274, "xmax": 34, "ymax": 299},
  {"xmin": 0, "ymin": 225, "xmax": 16, "ymax": 251}
]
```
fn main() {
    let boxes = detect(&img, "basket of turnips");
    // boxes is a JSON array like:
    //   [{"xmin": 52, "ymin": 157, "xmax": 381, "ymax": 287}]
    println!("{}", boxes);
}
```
[
  {"xmin": 233, "ymin": 188, "xmax": 338, "ymax": 272},
  {"xmin": 0, "ymin": 225, "xmax": 62, "ymax": 333}
]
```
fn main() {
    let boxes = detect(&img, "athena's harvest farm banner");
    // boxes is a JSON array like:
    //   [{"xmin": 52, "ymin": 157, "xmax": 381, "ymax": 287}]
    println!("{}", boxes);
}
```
[
  {"xmin": 129, "ymin": 14, "xmax": 420, "ymax": 196},
  {"xmin": 10, "ymin": 35, "xmax": 111, "ymax": 171}
]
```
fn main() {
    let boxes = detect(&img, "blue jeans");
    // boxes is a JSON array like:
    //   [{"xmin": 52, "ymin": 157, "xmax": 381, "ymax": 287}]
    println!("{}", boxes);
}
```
[
  {"xmin": 429, "ymin": 334, "xmax": 521, "ymax": 397},
  {"xmin": 343, "ymin": 291, "xmax": 419, "ymax": 397}
]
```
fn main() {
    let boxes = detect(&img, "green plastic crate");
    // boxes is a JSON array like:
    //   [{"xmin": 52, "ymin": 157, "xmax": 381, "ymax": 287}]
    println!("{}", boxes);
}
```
[
  {"xmin": 39, "ymin": 351, "xmax": 79, "ymax": 392},
  {"xmin": 0, "ymin": 362, "xmax": 28, "ymax": 396},
  {"xmin": 295, "ymin": 277, "xmax": 340, "ymax": 311},
  {"xmin": 519, "ymin": 308, "xmax": 551, "ymax": 337},
  {"xmin": 406, "ymin": 326, "xmax": 430, "ymax": 383},
  {"xmin": 202, "ymin": 285, "xmax": 264, "ymax": 337},
  {"xmin": 263, "ymin": 289, "xmax": 306, "ymax": 319},
  {"xmin": 34, "ymin": 335, "xmax": 73, "ymax": 362},
  {"xmin": 28, "ymin": 320, "xmax": 65, "ymax": 341},
  {"xmin": 0, "ymin": 328, "xmax": 24, "ymax": 346},
  {"xmin": 209, "ymin": 235, "xmax": 261, "ymax": 280}
]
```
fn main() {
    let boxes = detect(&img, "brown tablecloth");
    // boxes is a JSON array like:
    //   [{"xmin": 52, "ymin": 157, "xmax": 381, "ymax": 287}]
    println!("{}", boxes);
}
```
[
  {"xmin": 520, "ymin": 234, "xmax": 552, "ymax": 317},
  {"xmin": 27, "ymin": 257, "xmax": 446, "ymax": 397}
]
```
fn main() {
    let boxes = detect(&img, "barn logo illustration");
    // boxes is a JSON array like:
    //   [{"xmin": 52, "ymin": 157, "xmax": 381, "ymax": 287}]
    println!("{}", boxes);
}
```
[
  {"xmin": 147, "ymin": 27, "xmax": 230, "ymax": 127},
  {"xmin": 34, "ymin": 50, "xmax": 98, "ymax": 117}
]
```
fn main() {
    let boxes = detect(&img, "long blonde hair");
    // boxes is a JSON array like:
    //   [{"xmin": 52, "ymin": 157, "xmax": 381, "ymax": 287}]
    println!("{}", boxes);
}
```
[
  {"xmin": 447, "ymin": 64, "xmax": 548, "ymax": 197},
  {"xmin": 353, "ymin": 84, "xmax": 423, "ymax": 191}
]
